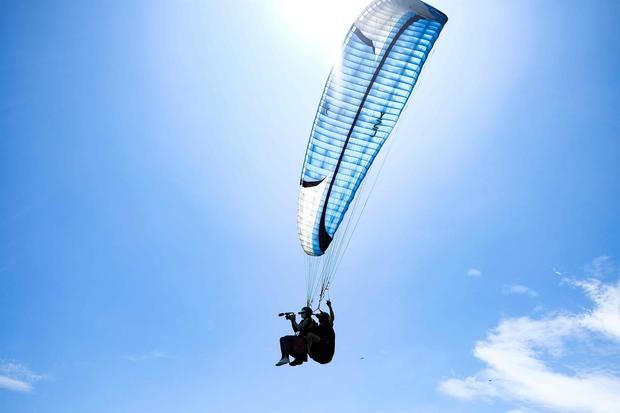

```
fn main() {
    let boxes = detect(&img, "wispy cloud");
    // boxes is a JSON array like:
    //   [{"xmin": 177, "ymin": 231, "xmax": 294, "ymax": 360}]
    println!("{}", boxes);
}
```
[
  {"xmin": 439, "ymin": 257, "xmax": 620, "ymax": 413},
  {"xmin": 585, "ymin": 256, "xmax": 615, "ymax": 279},
  {"xmin": 572, "ymin": 277, "xmax": 620, "ymax": 341},
  {"xmin": 507, "ymin": 409, "xmax": 540, "ymax": 413},
  {"xmin": 0, "ymin": 361, "xmax": 45, "ymax": 393},
  {"xmin": 502, "ymin": 284, "xmax": 539, "ymax": 297},
  {"xmin": 0, "ymin": 375, "xmax": 32, "ymax": 392},
  {"xmin": 125, "ymin": 350, "xmax": 168, "ymax": 363},
  {"xmin": 467, "ymin": 268, "xmax": 482, "ymax": 278}
]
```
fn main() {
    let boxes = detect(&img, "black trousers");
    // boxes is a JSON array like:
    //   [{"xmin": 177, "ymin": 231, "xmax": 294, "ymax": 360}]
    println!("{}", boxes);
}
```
[{"xmin": 279, "ymin": 335, "xmax": 307, "ymax": 360}]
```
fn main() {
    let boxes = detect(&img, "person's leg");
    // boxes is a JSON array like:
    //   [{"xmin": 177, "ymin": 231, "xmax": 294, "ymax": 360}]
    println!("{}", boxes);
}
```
[
  {"xmin": 306, "ymin": 332, "xmax": 321, "ymax": 354},
  {"xmin": 289, "ymin": 335, "xmax": 309, "ymax": 366},
  {"xmin": 279, "ymin": 336, "xmax": 287, "ymax": 358},
  {"xmin": 276, "ymin": 336, "xmax": 294, "ymax": 366},
  {"xmin": 289, "ymin": 357, "xmax": 304, "ymax": 366}
]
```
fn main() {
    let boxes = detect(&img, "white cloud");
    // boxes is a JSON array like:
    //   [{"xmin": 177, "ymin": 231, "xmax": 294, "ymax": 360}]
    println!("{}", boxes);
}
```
[
  {"xmin": 572, "ymin": 277, "xmax": 620, "ymax": 341},
  {"xmin": 0, "ymin": 361, "xmax": 44, "ymax": 393},
  {"xmin": 439, "ymin": 376, "xmax": 498, "ymax": 401},
  {"xmin": 467, "ymin": 268, "xmax": 482, "ymax": 278},
  {"xmin": 439, "ymin": 258, "xmax": 620, "ymax": 413},
  {"xmin": 507, "ymin": 409, "xmax": 541, "ymax": 413},
  {"xmin": 0, "ymin": 375, "xmax": 32, "ymax": 392},
  {"xmin": 503, "ymin": 284, "xmax": 539, "ymax": 297},
  {"xmin": 585, "ymin": 256, "xmax": 614, "ymax": 279},
  {"xmin": 125, "ymin": 350, "xmax": 168, "ymax": 362}
]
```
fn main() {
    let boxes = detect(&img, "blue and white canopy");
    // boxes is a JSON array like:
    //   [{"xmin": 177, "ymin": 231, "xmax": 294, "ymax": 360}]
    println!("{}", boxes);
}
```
[{"xmin": 298, "ymin": 0, "xmax": 448, "ymax": 256}]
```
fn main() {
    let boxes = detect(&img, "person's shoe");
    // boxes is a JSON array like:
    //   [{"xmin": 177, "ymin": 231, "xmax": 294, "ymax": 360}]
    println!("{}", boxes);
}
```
[
  {"xmin": 275, "ymin": 357, "xmax": 290, "ymax": 366},
  {"xmin": 289, "ymin": 358, "xmax": 304, "ymax": 366}
]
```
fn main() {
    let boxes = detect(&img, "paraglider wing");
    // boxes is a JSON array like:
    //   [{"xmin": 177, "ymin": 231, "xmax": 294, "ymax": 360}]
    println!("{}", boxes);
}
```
[{"xmin": 297, "ymin": 0, "xmax": 448, "ymax": 256}]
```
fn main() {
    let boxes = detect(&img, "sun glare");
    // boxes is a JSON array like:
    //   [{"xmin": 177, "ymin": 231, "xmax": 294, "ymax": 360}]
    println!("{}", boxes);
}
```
[{"xmin": 276, "ymin": 0, "xmax": 368, "ymax": 60}]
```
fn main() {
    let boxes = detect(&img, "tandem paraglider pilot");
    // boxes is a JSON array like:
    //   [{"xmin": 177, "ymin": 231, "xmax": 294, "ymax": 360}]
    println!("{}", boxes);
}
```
[
  {"xmin": 276, "ymin": 300, "xmax": 336, "ymax": 367},
  {"xmin": 307, "ymin": 300, "xmax": 335, "ymax": 364},
  {"xmin": 276, "ymin": 306, "xmax": 315, "ymax": 366}
]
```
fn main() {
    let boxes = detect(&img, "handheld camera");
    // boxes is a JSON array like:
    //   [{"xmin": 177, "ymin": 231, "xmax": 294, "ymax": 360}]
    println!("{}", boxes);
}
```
[{"xmin": 278, "ymin": 312, "xmax": 295, "ymax": 320}]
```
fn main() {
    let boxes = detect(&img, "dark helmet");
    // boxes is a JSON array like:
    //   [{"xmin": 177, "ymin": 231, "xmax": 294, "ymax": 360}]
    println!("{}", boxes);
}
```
[
  {"xmin": 317, "ymin": 312, "xmax": 330, "ymax": 322},
  {"xmin": 298, "ymin": 306, "xmax": 313, "ymax": 317}
]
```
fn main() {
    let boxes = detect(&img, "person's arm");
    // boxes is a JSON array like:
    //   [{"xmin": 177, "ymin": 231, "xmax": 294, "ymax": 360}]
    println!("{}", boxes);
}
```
[
  {"xmin": 297, "ymin": 317, "xmax": 312, "ymax": 334},
  {"xmin": 290, "ymin": 315, "xmax": 300, "ymax": 332},
  {"xmin": 327, "ymin": 300, "xmax": 335, "ymax": 324}
]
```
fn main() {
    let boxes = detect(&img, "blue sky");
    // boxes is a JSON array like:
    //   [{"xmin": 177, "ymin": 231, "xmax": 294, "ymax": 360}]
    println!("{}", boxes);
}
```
[{"xmin": 1, "ymin": 1, "xmax": 619, "ymax": 412}]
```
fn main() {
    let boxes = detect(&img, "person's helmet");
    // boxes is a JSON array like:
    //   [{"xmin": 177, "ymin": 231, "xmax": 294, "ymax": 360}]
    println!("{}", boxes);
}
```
[
  {"xmin": 298, "ymin": 306, "xmax": 313, "ymax": 316},
  {"xmin": 317, "ymin": 312, "xmax": 330, "ymax": 322}
]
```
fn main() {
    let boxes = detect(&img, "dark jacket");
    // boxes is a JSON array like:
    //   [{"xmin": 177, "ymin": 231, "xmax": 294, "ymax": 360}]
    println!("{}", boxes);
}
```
[{"xmin": 309, "ymin": 322, "xmax": 335, "ymax": 364}]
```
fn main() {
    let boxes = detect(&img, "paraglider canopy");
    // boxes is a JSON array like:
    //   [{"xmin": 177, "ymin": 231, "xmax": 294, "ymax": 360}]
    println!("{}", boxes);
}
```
[{"xmin": 297, "ymin": 0, "xmax": 448, "ymax": 307}]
